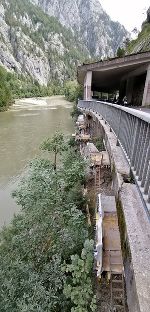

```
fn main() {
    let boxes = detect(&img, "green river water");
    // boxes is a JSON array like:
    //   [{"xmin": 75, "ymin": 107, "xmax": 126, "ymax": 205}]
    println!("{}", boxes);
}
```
[{"xmin": 0, "ymin": 96, "xmax": 74, "ymax": 228}]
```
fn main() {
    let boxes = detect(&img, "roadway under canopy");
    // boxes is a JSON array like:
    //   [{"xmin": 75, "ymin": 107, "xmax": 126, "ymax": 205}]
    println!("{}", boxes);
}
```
[{"xmin": 77, "ymin": 52, "xmax": 150, "ymax": 104}]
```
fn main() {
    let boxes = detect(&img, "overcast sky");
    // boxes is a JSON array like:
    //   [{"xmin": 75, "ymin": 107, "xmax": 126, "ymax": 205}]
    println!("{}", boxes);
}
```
[{"xmin": 100, "ymin": 0, "xmax": 149, "ymax": 32}]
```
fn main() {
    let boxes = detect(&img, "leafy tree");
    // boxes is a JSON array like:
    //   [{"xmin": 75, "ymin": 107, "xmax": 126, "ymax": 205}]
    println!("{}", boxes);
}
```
[
  {"xmin": 116, "ymin": 46, "xmax": 125, "ymax": 58},
  {"xmin": 0, "ymin": 134, "xmax": 95, "ymax": 311},
  {"xmin": 62, "ymin": 150, "xmax": 86, "ymax": 190},
  {"xmin": 65, "ymin": 182, "xmax": 87, "ymax": 212},
  {"xmin": 1, "ymin": 169, "xmax": 88, "ymax": 310},
  {"xmin": 64, "ymin": 81, "xmax": 82, "ymax": 120},
  {"xmin": 0, "ymin": 66, "xmax": 12, "ymax": 111},
  {"xmin": 70, "ymin": 103, "xmax": 81, "ymax": 120},
  {"xmin": 0, "ymin": 65, "xmax": 63, "ymax": 108},
  {"xmin": 63, "ymin": 239, "xmax": 96, "ymax": 312},
  {"xmin": 64, "ymin": 80, "xmax": 83, "ymax": 103},
  {"xmin": 40, "ymin": 132, "xmax": 68, "ymax": 170}
]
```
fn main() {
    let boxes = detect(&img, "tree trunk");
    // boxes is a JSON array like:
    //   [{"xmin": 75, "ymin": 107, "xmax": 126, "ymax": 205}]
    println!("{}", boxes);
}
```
[{"xmin": 54, "ymin": 151, "xmax": 57, "ymax": 171}]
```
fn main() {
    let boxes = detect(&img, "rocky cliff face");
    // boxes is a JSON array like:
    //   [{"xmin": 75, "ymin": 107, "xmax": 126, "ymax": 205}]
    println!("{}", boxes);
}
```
[
  {"xmin": 0, "ymin": 0, "xmax": 128, "ymax": 85},
  {"xmin": 0, "ymin": 0, "xmax": 88, "ymax": 85},
  {"xmin": 30, "ymin": 0, "xmax": 128, "ymax": 57},
  {"xmin": 0, "ymin": 3, "xmax": 49, "ymax": 85}
]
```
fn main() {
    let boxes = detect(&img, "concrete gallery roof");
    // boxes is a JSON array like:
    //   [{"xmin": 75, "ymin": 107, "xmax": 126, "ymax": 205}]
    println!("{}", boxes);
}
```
[{"xmin": 77, "ymin": 51, "xmax": 150, "ymax": 92}]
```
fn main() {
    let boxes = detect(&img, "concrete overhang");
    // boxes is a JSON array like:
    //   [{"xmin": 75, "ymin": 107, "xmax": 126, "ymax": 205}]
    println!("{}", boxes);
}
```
[{"xmin": 77, "ymin": 51, "xmax": 150, "ymax": 92}]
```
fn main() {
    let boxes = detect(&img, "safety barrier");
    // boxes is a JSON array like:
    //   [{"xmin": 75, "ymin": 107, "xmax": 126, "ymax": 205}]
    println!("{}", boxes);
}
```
[{"xmin": 78, "ymin": 100, "xmax": 150, "ymax": 215}]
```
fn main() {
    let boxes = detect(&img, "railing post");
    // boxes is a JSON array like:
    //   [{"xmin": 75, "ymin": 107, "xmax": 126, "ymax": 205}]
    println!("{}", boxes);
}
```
[
  {"xmin": 144, "ymin": 161, "xmax": 150, "ymax": 195},
  {"xmin": 127, "ymin": 115, "xmax": 134, "ymax": 158},
  {"xmin": 130, "ymin": 119, "xmax": 140, "ymax": 167},
  {"xmin": 141, "ymin": 143, "xmax": 150, "ymax": 188},
  {"xmin": 116, "ymin": 110, "xmax": 122, "ymax": 146},
  {"xmin": 138, "ymin": 124, "xmax": 150, "ymax": 180},
  {"xmin": 148, "ymin": 186, "xmax": 150, "ymax": 203},
  {"xmin": 136, "ymin": 123, "xmax": 147, "ymax": 176}
]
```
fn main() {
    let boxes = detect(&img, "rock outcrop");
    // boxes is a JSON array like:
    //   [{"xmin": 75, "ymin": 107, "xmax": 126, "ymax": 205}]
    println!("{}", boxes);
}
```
[
  {"xmin": 31, "ymin": 0, "xmax": 128, "ymax": 57},
  {"xmin": 0, "ymin": 0, "xmax": 89, "ymax": 85},
  {"xmin": 147, "ymin": 7, "xmax": 150, "ymax": 23},
  {"xmin": 0, "ymin": 0, "xmax": 128, "ymax": 85}
]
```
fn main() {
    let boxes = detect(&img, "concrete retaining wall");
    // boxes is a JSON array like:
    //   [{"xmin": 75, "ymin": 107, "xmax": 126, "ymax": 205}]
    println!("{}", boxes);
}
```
[{"xmin": 82, "ymin": 109, "xmax": 150, "ymax": 312}]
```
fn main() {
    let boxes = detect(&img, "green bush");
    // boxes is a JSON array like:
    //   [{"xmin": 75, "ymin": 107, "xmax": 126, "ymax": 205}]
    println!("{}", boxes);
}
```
[
  {"xmin": 0, "ymin": 66, "xmax": 12, "ymax": 110},
  {"xmin": 64, "ymin": 80, "xmax": 83, "ymax": 103},
  {"xmin": 0, "ymin": 65, "xmax": 65, "ymax": 108},
  {"xmin": 117, "ymin": 47, "xmax": 125, "ymax": 57},
  {"xmin": 0, "ymin": 134, "xmax": 95, "ymax": 311}
]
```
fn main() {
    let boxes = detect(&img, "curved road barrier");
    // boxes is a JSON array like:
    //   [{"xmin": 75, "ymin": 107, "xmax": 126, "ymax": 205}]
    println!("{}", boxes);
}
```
[{"xmin": 78, "ymin": 100, "xmax": 150, "ymax": 216}]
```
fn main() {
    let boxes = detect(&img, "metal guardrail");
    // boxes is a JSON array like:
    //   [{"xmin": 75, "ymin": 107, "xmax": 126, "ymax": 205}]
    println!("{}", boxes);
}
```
[{"xmin": 78, "ymin": 100, "xmax": 150, "ymax": 214}]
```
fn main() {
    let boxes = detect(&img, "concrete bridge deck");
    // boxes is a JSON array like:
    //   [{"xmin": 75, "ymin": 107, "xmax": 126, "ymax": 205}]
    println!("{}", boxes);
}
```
[{"xmin": 78, "ymin": 51, "xmax": 150, "ymax": 107}]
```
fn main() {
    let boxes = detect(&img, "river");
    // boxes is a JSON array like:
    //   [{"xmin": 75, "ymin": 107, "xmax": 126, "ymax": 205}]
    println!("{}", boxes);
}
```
[{"xmin": 0, "ymin": 96, "xmax": 74, "ymax": 228}]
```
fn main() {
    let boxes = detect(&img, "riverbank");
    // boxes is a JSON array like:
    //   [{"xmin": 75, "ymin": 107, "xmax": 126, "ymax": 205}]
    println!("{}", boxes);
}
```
[{"xmin": 13, "ymin": 95, "xmax": 71, "ymax": 109}]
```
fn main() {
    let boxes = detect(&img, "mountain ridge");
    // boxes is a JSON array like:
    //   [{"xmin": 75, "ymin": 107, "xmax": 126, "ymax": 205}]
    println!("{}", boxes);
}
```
[
  {"xmin": 30, "ymin": 0, "xmax": 128, "ymax": 57},
  {"xmin": 0, "ymin": 0, "xmax": 89, "ymax": 85},
  {"xmin": 0, "ymin": 0, "xmax": 128, "ymax": 85}
]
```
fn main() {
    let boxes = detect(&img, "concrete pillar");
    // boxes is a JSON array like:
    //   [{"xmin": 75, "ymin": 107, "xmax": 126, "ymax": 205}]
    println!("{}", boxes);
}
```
[
  {"xmin": 126, "ymin": 77, "xmax": 134, "ymax": 105},
  {"xmin": 119, "ymin": 80, "xmax": 126, "ymax": 102},
  {"xmin": 84, "ymin": 71, "xmax": 92, "ymax": 100},
  {"xmin": 142, "ymin": 64, "xmax": 150, "ymax": 106}
]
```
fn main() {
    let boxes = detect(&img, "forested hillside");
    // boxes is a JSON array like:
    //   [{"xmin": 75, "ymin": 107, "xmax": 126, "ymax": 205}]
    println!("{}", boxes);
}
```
[
  {"xmin": 0, "ymin": 65, "xmax": 65, "ymax": 111},
  {"xmin": 0, "ymin": 66, "xmax": 12, "ymax": 111}
]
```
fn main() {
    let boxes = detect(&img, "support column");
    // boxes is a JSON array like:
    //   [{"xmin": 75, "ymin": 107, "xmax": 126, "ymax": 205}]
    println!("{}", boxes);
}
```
[
  {"xmin": 119, "ymin": 79, "xmax": 126, "ymax": 103},
  {"xmin": 142, "ymin": 64, "xmax": 150, "ymax": 106},
  {"xmin": 84, "ymin": 71, "xmax": 92, "ymax": 100},
  {"xmin": 126, "ymin": 77, "xmax": 134, "ymax": 105}
]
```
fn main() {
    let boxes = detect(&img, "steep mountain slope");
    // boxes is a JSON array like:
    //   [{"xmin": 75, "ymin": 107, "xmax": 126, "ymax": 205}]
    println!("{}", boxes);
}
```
[
  {"xmin": 127, "ymin": 8, "xmax": 150, "ymax": 54},
  {"xmin": 30, "ymin": 0, "xmax": 128, "ymax": 57},
  {"xmin": 0, "ymin": 0, "xmax": 88, "ymax": 85},
  {"xmin": 0, "ymin": 0, "xmax": 128, "ymax": 85}
]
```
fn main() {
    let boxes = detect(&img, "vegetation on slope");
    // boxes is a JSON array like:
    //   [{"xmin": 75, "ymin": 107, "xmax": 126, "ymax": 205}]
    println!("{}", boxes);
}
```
[
  {"xmin": 64, "ymin": 80, "xmax": 83, "ymax": 120},
  {"xmin": 116, "ymin": 8, "xmax": 150, "ymax": 57},
  {"xmin": 64, "ymin": 80, "xmax": 83, "ymax": 103},
  {"xmin": 0, "ymin": 65, "xmax": 82, "ymax": 111},
  {"xmin": 0, "ymin": 66, "xmax": 12, "ymax": 111},
  {"xmin": 0, "ymin": 133, "xmax": 96, "ymax": 311},
  {"xmin": 127, "ymin": 22, "xmax": 150, "ymax": 54},
  {"xmin": 0, "ymin": 65, "xmax": 65, "ymax": 110}
]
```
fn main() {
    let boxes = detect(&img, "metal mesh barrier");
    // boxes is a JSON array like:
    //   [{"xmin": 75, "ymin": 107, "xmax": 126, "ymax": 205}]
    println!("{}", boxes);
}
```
[{"xmin": 78, "ymin": 100, "xmax": 150, "ymax": 215}]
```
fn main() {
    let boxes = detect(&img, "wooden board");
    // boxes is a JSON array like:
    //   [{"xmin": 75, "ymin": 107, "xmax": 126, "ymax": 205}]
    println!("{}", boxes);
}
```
[
  {"xmin": 102, "ymin": 205, "xmax": 123, "ymax": 274},
  {"xmin": 76, "ymin": 134, "xmax": 91, "ymax": 141}
]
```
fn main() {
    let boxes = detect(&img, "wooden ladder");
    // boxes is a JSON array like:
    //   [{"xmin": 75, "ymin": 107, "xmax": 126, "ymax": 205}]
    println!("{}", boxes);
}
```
[
  {"xmin": 95, "ymin": 165, "xmax": 101, "ymax": 193},
  {"xmin": 110, "ymin": 272, "xmax": 126, "ymax": 311}
]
